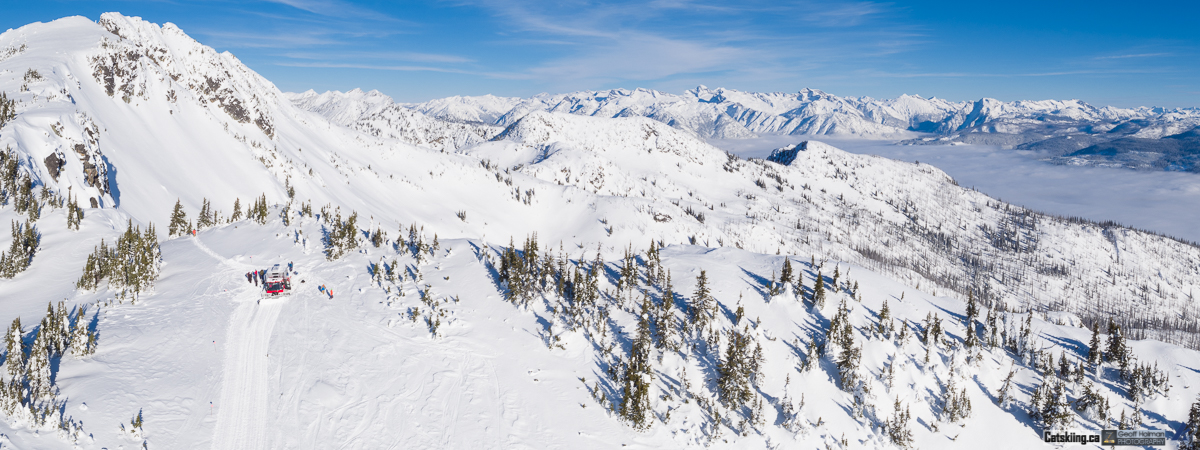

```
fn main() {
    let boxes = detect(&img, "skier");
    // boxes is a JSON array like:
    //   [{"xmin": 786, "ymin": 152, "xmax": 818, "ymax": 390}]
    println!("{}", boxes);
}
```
[
  {"xmin": 328, "ymin": 289, "xmax": 333, "ymax": 299},
  {"xmin": 288, "ymin": 261, "xmax": 293, "ymax": 273}
]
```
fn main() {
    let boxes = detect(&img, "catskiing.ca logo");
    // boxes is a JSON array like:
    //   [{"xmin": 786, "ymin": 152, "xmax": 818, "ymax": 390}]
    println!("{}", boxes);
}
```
[
  {"xmin": 1044, "ymin": 429, "xmax": 1166, "ymax": 446},
  {"xmin": 1043, "ymin": 430, "xmax": 1099, "ymax": 444}
]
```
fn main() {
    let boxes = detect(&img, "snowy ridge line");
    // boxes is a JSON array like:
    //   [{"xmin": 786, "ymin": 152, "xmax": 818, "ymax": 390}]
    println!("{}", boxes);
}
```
[{"xmin": 289, "ymin": 86, "xmax": 1200, "ymax": 147}]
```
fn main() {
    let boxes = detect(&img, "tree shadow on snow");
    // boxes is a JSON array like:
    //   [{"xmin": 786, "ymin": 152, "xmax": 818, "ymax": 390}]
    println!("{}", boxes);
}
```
[
  {"xmin": 1041, "ymin": 334, "xmax": 1088, "ymax": 359},
  {"xmin": 737, "ymin": 267, "xmax": 769, "ymax": 299}
]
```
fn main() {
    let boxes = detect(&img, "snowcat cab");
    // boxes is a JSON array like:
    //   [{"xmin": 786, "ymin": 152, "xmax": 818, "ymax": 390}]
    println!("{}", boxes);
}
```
[{"xmin": 262, "ymin": 264, "xmax": 292, "ymax": 298}]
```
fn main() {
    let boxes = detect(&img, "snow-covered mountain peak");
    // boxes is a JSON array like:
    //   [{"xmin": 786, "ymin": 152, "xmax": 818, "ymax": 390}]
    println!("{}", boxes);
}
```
[
  {"xmin": 486, "ymin": 110, "xmax": 725, "ymax": 166},
  {"xmin": 285, "ymin": 88, "xmax": 395, "ymax": 125}
]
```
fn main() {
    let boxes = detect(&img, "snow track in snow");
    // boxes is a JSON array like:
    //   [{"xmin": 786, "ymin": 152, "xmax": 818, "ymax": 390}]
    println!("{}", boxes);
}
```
[
  {"xmin": 195, "ymin": 234, "xmax": 284, "ymax": 450},
  {"xmin": 211, "ymin": 295, "xmax": 283, "ymax": 450}
]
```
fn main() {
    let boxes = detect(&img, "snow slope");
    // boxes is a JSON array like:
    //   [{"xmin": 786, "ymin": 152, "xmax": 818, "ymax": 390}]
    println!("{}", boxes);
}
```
[
  {"xmin": 3, "ymin": 204, "xmax": 1199, "ymax": 449},
  {"xmin": 1, "ymin": 12, "xmax": 1200, "ymax": 450}
]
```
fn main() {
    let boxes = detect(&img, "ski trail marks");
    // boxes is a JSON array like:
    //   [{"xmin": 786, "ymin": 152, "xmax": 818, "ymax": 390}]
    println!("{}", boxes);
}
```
[
  {"xmin": 210, "ymin": 294, "xmax": 283, "ymax": 450},
  {"xmin": 199, "ymin": 234, "xmax": 284, "ymax": 450}
]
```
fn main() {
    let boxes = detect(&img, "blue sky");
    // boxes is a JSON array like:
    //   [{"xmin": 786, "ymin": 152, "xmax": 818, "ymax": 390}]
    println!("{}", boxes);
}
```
[{"xmin": 5, "ymin": 1, "xmax": 1199, "ymax": 107}]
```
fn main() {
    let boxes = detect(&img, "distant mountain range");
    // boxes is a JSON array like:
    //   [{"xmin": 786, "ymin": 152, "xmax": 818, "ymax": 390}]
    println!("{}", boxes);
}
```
[{"xmin": 289, "ymin": 87, "xmax": 1200, "ymax": 171}]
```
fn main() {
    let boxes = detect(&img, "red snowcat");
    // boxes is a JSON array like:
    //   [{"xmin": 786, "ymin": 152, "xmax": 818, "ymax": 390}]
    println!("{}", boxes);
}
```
[{"xmin": 262, "ymin": 264, "xmax": 292, "ymax": 298}]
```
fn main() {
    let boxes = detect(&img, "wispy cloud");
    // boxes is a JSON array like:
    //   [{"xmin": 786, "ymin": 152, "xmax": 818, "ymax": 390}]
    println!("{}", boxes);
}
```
[
  {"xmin": 1094, "ymin": 52, "xmax": 1170, "ymax": 60},
  {"xmin": 265, "ymin": 0, "xmax": 408, "ymax": 23},
  {"xmin": 197, "ymin": 30, "xmax": 345, "ymax": 48},
  {"xmin": 277, "ymin": 61, "xmax": 477, "ymax": 74},
  {"xmin": 453, "ymin": 0, "xmax": 923, "ymax": 88},
  {"xmin": 283, "ymin": 51, "xmax": 474, "ymax": 64}
]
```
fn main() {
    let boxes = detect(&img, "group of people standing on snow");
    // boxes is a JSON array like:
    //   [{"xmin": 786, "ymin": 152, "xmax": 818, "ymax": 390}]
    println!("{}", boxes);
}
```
[{"xmin": 245, "ymin": 269, "xmax": 266, "ymax": 286}]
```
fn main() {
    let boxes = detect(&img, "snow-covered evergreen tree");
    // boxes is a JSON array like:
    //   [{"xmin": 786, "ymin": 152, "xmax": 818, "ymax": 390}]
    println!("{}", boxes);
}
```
[
  {"xmin": 0, "ymin": 219, "xmax": 39, "ymax": 278},
  {"xmin": 230, "ymin": 198, "xmax": 242, "ymax": 222},
  {"xmin": 811, "ymin": 270, "xmax": 826, "ymax": 309},
  {"xmin": 619, "ymin": 307, "xmax": 653, "ymax": 429},
  {"xmin": 197, "ymin": 198, "xmax": 213, "ymax": 229},
  {"xmin": 2, "ymin": 317, "xmax": 24, "ymax": 380},
  {"xmin": 1182, "ymin": 397, "xmax": 1200, "ymax": 450},
  {"xmin": 26, "ymin": 327, "xmax": 52, "ymax": 400},
  {"xmin": 168, "ymin": 199, "xmax": 188, "ymax": 237}
]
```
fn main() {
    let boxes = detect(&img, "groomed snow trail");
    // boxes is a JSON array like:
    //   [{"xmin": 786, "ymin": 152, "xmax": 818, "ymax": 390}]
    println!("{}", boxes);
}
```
[
  {"xmin": 210, "ymin": 291, "xmax": 283, "ymax": 450},
  {"xmin": 195, "ymin": 236, "xmax": 284, "ymax": 450}
]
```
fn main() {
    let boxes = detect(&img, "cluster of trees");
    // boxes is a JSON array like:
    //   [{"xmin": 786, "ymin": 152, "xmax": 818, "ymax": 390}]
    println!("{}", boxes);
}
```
[
  {"xmin": 65, "ymin": 192, "xmax": 84, "ymax": 230},
  {"xmin": 1, "ymin": 147, "xmax": 43, "ymax": 222},
  {"xmin": 496, "ymin": 234, "xmax": 591, "ymax": 308},
  {"xmin": 0, "ymin": 92, "xmax": 14, "ymax": 128},
  {"xmin": 716, "ymin": 325, "xmax": 763, "ymax": 412},
  {"xmin": 168, "ymin": 194, "xmax": 275, "ymax": 237},
  {"xmin": 485, "ymin": 237, "xmax": 782, "ymax": 434},
  {"xmin": 0, "ymin": 302, "xmax": 93, "ymax": 440},
  {"xmin": 980, "ymin": 309, "xmax": 1171, "ymax": 433},
  {"xmin": 322, "ymin": 211, "xmax": 359, "ymax": 260},
  {"xmin": 617, "ymin": 305, "xmax": 653, "ymax": 429},
  {"xmin": 76, "ymin": 220, "xmax": 161, "ymax": 294},
  {"xmin": 247, "ymin": 194, "xmax": 270, "ymax": 225},
  {"xmin": 0, "ymin": 220, "xmax": 38, "ymax": 278}
]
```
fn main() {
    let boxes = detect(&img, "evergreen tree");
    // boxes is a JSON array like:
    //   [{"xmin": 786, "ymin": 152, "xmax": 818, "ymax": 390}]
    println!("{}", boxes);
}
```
[
  {"xmin": 370, "ymin": 227, "xmax": 385, "ymax": 248},
  {"xmin": 886, "ymin": 399, "xmax": 914, "ymax": 448},
  {"xmin": 876, "ymin": 298, "xmax": 893, "ymax": 337},
  {"xmin": 941, "ymin": 376, "xmax": 973, "ymax": 423},
  {"xmin": 965, "ymin": 291, "xmax": 978, "ymax": 337},
  {"xmin": 996, "ymin": 368, "xmax": 1016, "ymax": 408},
  {"xmin": 1181, "ymin": 396, "xmax": 1200, "ymax": 450},
  {"xmin": 690, "ymin": 270, "xmax": 716, "ymax": 339},
  {"xmin": 65, "ymin": 192, "xmax": 83, "ymax": 230},
  {"xmin": 1074, "ymin": 380, "xmax": 1109, "ymax": 422},
  {"xmin": 1087, "ymin": 322, "xmax": 1101, "ymax": 368},
  {"xmin": 230, "ymin": 198, "xmax": 242, "ymax": 222},
  {"xmin": 255, "ymin": 194, "xmax": 269, "ymax": 224},
  {"xmin": 1106, "ymin": 319, "xmax": 1129, "ymax": 373},
  {"xmin": 197, "ymin": 198, "xmax": 213, "ymax": 229},
  {"xmin": 812, "ymin": 270, "xmax": 826, "ymax": 309},
  {"xmin": 2, "ymin": 317, "xmax": 24, "ymax": 379},
  {"xmin": 620, "ymin": 307, "xmax": 653, "ymax": 429},
  {"xmin": 780, "ymin": 258, "xmax": 793, "ymax": 286},
  {"xmin": 0, "ymin": 92, "xmax": 15, "ymax": 128},
  {"xmin": 657, "ymin": 272, "xmax": 676, "ymax": 350},
  {"xmin": 1035, "ymin": 379, "xmax": 1074, "ymax": 431},
  {"xmin": 717, "ymin": 326, "xmax": 757, "ymax": 409},
  {"xmin": 0, "ymin": 219, "xmax": 39, "ymax": 278},
  {"xmin": 70, "ymin": 306, "xmax": 93, "ymax": 358},
  {"xmin": 27, "ymin": 327, "xmax": 52, "ymax": 399},
  {"xmin": 617, "ymin": 245, "xmax": 637, "ymax": 292},
  {"xmin": 168, "ymin": 199, "xmax": 188, "ymax": 237}
]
